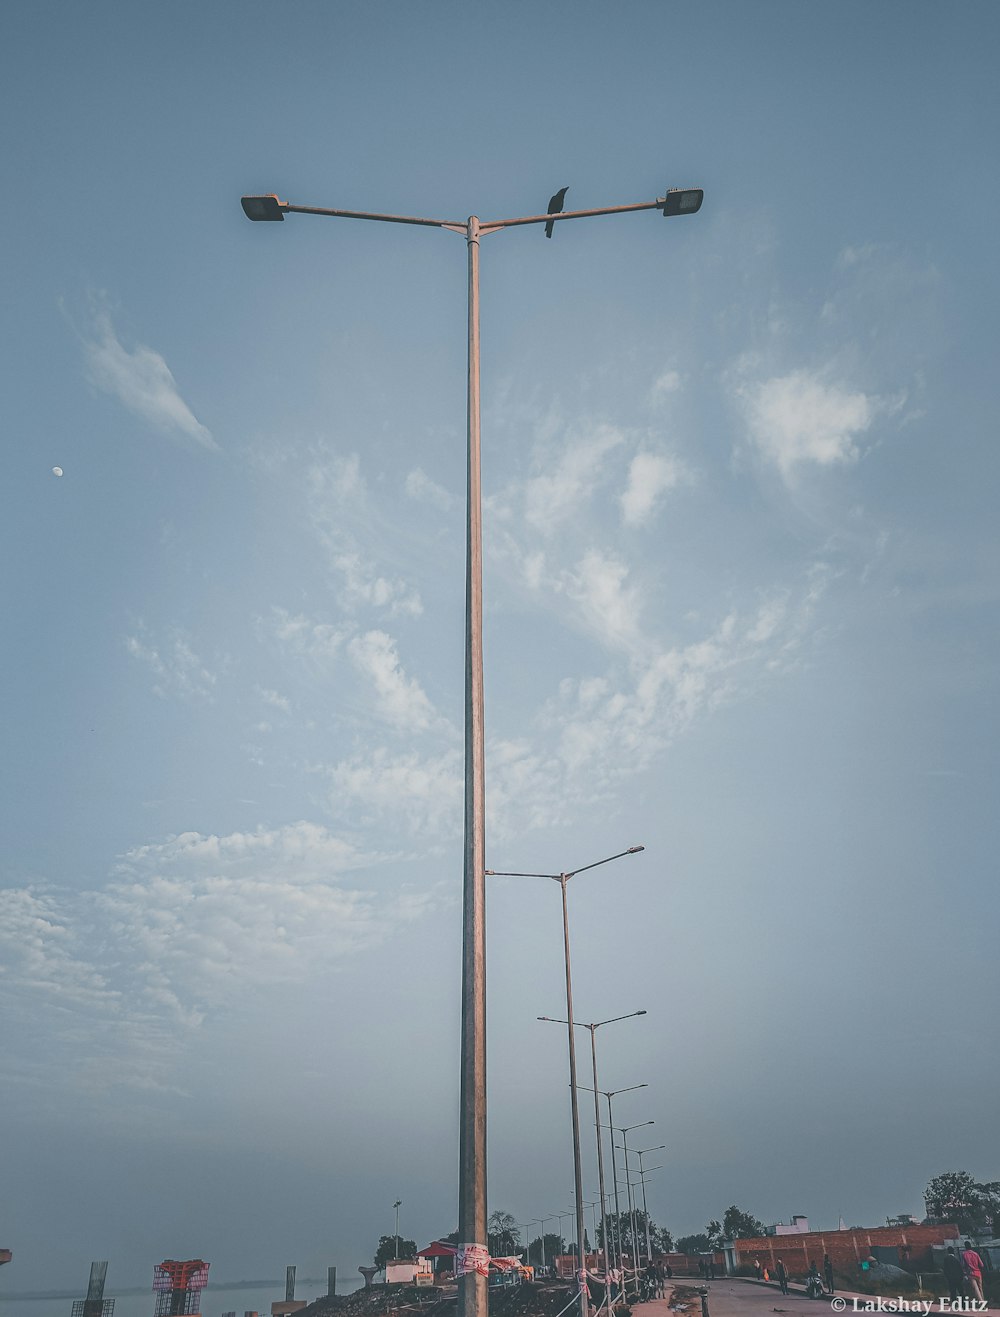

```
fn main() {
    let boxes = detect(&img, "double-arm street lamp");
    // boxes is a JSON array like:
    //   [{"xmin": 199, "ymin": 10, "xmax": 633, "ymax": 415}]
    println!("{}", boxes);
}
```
[
  {"xmin": 488, "ymin": 848, "xmax": 645, "ymax": 1317},
  {"xmin": 538, "ymin": 1010, "xmax": 646, "ymax": 1281},
  {"xmin": 241, "ymin": 184, "xmax": 702, "ymax": 1317}
]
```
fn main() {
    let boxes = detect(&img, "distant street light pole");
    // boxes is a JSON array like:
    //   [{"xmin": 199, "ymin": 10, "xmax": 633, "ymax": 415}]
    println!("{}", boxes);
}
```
[
  {"xmin": 620, "ymin": 1146, "xmax": 664, "ymax": 1263},
  {"xmin": 617, "ymin": 1121, "xmax": 654, "ymax": 1274},
  {"xmin": 538, "ymin": 1010, "xmax": 646, "ymax": 1280},
  {"xmin": 489, "ymin": 848, "xmax": 645, "ymax": 1317},
  {"xmin": 579, "ymin": 1083, "xmax": 647, "ymax": 1276},
  {"xmin": 393, "ymin": 1201, "xmax": 402, "ymax": 1259},
  {"xmin": 240, "ymin": 183, "xmax": 701, "ymax": 1317}
]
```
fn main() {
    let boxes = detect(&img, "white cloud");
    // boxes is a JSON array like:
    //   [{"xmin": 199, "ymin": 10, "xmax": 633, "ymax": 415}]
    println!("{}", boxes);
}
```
[
  {"xmin": 620, "ymin": 451, "xmax": 686, "ymax": 525},
  {"xmin": 1, "ymin": 822, "xmax": 432, "ymax": 1101},
  {"xmin": 650, "ymin": 368, "xmax": 683, "ymax": 402},
  {"xmin": 347, "ymin": 630, "xmax": 439, "ymax": 732},
  {"xmin": 329, "ymin": 748, "xmax": 462, "ymax": 835},
  {"xmin": 269, "ymin": 608, "xmax": 346, "ymax": 661},
  {"xmin": 332, "ymin": 551, "xmax": 423, "ymax": 617},
  {"xmin": 126, "ymin": 630, "xmax": 220, "ymax": 701},
  {"xmin": 564, "ymin": 549, "xmax": 644, "ymax": 654},
  {"xmin": 405, "ymin": 467, "xmax": 453, "ymax": 510},
  {"xmin": 739, "ymin": 368, "xmax": 874, "ymax": 482},
  {"xmin": 83, "ymin": 304, "xmax": 216, "ymax": 450},
  {"xmin": 257, "ymin": 686, "xmax": 291, "ymax": 713},
  {"xmin": 523, "ymin": 423, "xmax": 625, "ymax": 532}
]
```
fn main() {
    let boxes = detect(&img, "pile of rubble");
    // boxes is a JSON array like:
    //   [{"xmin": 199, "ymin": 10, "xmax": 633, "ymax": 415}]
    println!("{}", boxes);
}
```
[{"xmin": 298, "ymin": 1280, "xmax": 633, "ymax": 1317}]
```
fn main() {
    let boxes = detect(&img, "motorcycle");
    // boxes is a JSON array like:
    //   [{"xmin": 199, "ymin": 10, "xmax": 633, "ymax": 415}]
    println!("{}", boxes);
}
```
[{"xmin": 806, "ymin": 1274, "xmax": 825, "ymax": 1299}]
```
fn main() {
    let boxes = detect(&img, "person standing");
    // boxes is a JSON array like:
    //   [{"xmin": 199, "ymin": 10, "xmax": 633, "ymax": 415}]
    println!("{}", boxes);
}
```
[
  {"xmin": 775, "ymin": 1259, "xmax": 788, "ymax": 1296},
  {"xmin": 753, "ymin": 1259, "xmax": 762, "ymax": 1281},
  {"xmin": 962, "ymin": 1241, "xmax": 984, "ymax": 1304},
  {"xmin": 824, "ymin": 1254, "xmax": 835, "ymax": 1295},
  {"xmin": 943, "ymin": 1247, "xmax": 965, "ymax": 1303}
]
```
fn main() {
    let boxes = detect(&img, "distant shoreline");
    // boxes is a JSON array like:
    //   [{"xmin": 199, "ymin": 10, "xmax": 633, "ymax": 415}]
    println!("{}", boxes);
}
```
[{"xmin": 0, "ymin": 1276, "xmax": 349, "ymax": 1301}]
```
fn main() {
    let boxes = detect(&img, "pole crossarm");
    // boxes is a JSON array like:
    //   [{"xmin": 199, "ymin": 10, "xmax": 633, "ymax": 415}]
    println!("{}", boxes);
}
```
[
  {"xmin": 245, "ymin": 194, "xmax": 699, "ymax": 238},
  {"xmin": 487, "ymin": 845, "xmax": 643, "ymax": 883}
]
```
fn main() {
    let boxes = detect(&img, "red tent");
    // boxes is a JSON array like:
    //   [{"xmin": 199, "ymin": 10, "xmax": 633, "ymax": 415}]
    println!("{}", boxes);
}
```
[{"xmin": 418, "ymin": 1241, "xmax": 457, "ymax": 1258}]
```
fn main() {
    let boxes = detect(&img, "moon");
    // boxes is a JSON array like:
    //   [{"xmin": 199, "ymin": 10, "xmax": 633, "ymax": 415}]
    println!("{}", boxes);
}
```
[{"xmin": 52, "ymin": 466, "xmax": 63, "ymax": 477}]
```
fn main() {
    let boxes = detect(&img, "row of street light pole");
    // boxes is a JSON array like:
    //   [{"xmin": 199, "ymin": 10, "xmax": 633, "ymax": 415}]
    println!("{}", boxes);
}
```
[{"xmin": 240, "ymin": 177, "xmax": 703, "ymax": 1317}]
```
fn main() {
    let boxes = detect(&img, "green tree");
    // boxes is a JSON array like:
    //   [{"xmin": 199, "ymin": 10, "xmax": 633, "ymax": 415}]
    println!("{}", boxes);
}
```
[
  {"xmin": 527, "ymin": 1233, "xmax": 564, "ymax": 1267},
  {"xmin": 488, "ymin": 1210, "xmax": 521, "ymax": 1256},
  {"xmin": 375, "ymin": 1235, "xmax": 418, "ymax": 1268},
  {"xmin": 706, "ymin": 1220, "xmax": 723, "ymax": 1248},
  {"xmin": 721, "ymin": 1206, "xmax": 766, "ymax": 1240},
  {"xmin": 652, "ymin": 1226, "xmax": 674, "ymax": 1254},
  {"xmin": 925, "ymin": 1172, "xmax": 1000, "ymax": 1235},
  {"xmin": 676, "ymin": 1234, "xmax": 711, "ymax": 1254}
]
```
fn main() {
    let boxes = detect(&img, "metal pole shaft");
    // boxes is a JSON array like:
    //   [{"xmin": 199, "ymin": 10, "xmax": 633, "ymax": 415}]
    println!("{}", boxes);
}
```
[
  {"xmin": 639, "ymin": 1166, "xmax": 652, "ymax": 1264},
  {"xmin": 560, "ymin": 876, "xmax": 590, "ymax": 1317},
  {"xmin": 458, "ymin": 213, "xmax": 487, "ymax": 1317},
  {"xmin": 589, "ymin": 1030, "xmax": 610, "ymax": 1279},
  {"xmin": 621, "ymin": 1131, "xmax": 637, "ymax": 1290},
  {"xmin": 606, "ymin": 1096, "xmax": 624, "ymax": 1276}
]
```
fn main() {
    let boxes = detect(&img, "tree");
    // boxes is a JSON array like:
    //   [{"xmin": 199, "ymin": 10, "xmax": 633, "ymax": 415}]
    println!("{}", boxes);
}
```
[
  {"xmin": 375, "ymin": 1235, "xmax": 418, "ymax": 1268},
  {"xmin": 721, "ymin": 1206, "xmax": 766, "ymax": 1240},
  {"xmin": 597, "ymin": 1210, "xmax": 664, "ymax": 1260},
  {"xmin": 527, "ymin": 1233, "xmax": 564, "ymax": 1267},
  {"xmin": 488, "ymin": 1210, "xmax": 521, "ymax": 1256},
  {"xmin": 676, "ymin": 1234, "xmax": 711, "ymax": 1255},
  {"xmin": 925, "ymin": 1172, "xmax": 1000, "ymax": 1235},
  {"xmin": 706, "ymin": 1221, "xmax": 723, "ymax": 1249}
]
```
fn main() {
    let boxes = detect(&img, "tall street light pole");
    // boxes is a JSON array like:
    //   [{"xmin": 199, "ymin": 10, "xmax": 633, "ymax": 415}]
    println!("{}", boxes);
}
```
[
  {"xmin": 488, "ymin": 848, "xmax": 646, "ymax": 1317},
  {"xmin": 240, "ymin": 184, "xmax": 702, "ymax": 1317},
  {"xmin": 393, "ymin": 1201, "xmax": 402, "ymax": 1259},
  {"xmin": 538, "ymin": 1010, "xmax": 646, "ymax": 1281}
]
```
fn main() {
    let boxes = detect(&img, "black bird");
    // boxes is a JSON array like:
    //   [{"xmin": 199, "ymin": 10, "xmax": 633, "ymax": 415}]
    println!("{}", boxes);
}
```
[{"xmin": 545, "ymin": 187, "xmax": 568, "ymax": 238}]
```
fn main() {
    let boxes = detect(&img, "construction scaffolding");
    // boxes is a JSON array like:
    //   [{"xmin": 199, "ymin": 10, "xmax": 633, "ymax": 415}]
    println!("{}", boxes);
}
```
[
  {"xmin": 71, "ymin": 1260, "xmax": 115, "ymax": 1317},
  {"xmin": 153, "ymin": 1260, "xmax": 210, "ymax": 1316}
]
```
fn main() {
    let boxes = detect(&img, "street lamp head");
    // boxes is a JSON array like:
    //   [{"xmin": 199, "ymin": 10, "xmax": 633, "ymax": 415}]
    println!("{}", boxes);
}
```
[
  {"xmin": 661, "ymin": 188, "xmax": 703, "ymax": 217},
  {"xmin": 241, "ymin": 194, "xmax": 285, "ymax": 221},
  {"xmin": 627, "ymin": 845, "xmax": 645, "ymax": 854}
]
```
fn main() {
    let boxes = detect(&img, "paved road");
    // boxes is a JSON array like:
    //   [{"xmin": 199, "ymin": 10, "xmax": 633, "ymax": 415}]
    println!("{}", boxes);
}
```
[{"xmin": 636, "ymin": 1277, "xmax": 858, "ymax": 1317}]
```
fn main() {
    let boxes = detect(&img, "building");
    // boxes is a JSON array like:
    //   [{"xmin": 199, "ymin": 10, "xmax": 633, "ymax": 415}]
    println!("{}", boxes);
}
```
[
  {"xmin": 385, "ymin": 1257, "xmax": 433, "ymax": 1286},
  {"xmin": 768, "ymin": 1217, "xmax": 810, "ymax": 1236},
  {"xmin": 723, "ymin": 1223, "xmax": 960, "ymax": 1279}
]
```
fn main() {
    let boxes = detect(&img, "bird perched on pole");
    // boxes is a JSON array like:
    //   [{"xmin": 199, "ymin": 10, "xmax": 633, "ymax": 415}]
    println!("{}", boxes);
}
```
[{"xmin": 545, "ymin": 187, "xmax": 568, "ymax": 238}]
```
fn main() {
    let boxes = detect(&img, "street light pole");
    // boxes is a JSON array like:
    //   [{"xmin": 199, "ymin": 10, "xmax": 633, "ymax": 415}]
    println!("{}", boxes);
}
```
[
  {"xmin": 489, "ymin": 849, "xmax": 645, "ymax": 1317},
  {"xmin": 394, "ymin": 1201, "xmax": 402, "ymax": 1259},
  {"xmin": 617, "ymin": 1121, "xmax": 653, "ymax": 1277},
  {"xmin": 579, "ymin": 1083, "xmax": 647, "ymax": 1277},
  {"xmin": 240, "ymin": 184, "xmax": 702, "ymax": 1317},
  {"xmin": 538, "ymin": 1010, "xmax": 646, "ymax": 1282}
]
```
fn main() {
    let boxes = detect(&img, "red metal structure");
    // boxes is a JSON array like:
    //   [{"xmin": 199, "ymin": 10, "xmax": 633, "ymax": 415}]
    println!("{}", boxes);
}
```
[{"xmin": 153, "ymin": 1260, "xmax": 210, "ymax": 1316}]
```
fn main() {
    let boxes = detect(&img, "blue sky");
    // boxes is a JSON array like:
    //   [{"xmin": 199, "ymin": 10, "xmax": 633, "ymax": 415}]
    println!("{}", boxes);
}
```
[{"xmin": 2, "ymin": 0, "xmax": 999, "ymax": 1295}]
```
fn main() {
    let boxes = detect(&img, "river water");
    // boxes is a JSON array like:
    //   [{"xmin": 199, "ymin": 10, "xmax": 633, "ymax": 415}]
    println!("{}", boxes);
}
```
[{"xmin": 1, "ymin": 1275, "xmax": 364, "ymax": 1317}]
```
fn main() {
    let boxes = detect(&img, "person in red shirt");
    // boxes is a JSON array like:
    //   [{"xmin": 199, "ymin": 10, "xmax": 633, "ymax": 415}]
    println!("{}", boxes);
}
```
[{"xmin": 962, "ymin": 1240, "xmax": 984, "ymax": 1303}]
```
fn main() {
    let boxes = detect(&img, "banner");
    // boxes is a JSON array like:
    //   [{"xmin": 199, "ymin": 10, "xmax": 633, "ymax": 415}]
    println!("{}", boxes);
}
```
[{"xmin": 456, "ymin": 1244, "xmax": 491, "ymax": 1278}]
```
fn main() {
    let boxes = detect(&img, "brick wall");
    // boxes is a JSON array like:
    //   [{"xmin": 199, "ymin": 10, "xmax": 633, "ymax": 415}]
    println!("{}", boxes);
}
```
[{"xmin": 732, "ymin": 1225, "xmax": 959, "ymax": 1279}]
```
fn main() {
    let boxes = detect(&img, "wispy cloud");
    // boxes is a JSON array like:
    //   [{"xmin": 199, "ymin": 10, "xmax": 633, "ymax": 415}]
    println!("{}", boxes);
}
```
[
  {"xmin": 405, "ymin": 467, "xmax": 453, "ymax": 511},
  {"xmin": 620, "ymin": 451, "xmax": 687, "ymax": 525},
  {"xmin": 737, "ymin": 367, "xmax": 874, "ymax": 482},
  {"xmin": 348, "ymin": 629, "xmax": 441, "ymax": 732},
  {"xmin": 0, "ymin": 822, "xmax": 432, "ymax": 1102},
  {"xmin": 329, "ymin": 748, "xmax": 462, "ymax": 836},
  {"xmin": 520, "ymin": 423, "xmax": 625, "ymax": 533},
  {"xmin": 126, "ymin": 629, "xmax": 221, "ymax": 702},
  {"xmin": 82, "ymin": 302, "xmax": 217, "ymax": 450}
]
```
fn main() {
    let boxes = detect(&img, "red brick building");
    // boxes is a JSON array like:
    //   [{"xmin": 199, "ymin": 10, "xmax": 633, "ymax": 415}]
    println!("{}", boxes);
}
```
[{"xmin": 725, "ymin": 1223, "xmax": 959, "ymax": 1280}]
